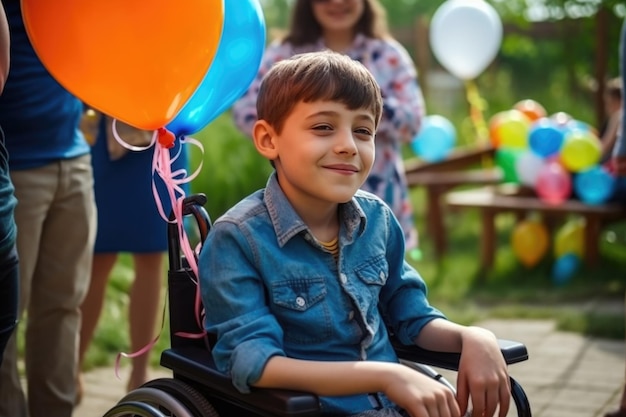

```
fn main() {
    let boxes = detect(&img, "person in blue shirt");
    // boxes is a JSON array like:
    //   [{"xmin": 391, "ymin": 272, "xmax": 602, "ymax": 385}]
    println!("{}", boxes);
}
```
[
  {"xmin": 200, "ymin": 51, "xmax": 510, "ymax": 417},
  {"xmin": 604, "ymin": 17, "xmax": 626, "ymax": 417},
  {"xmin": 0, "ymin": 0, "xmax": 19, "ymax": 367},
  {"xmin": 0, "ymin": 1, "xmax": 96, "ymax": 416}
]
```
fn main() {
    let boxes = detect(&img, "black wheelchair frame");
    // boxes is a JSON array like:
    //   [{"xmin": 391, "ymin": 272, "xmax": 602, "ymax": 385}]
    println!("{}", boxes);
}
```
[{"xmin": 103, "ymin": 194, "xmax": 532, "ymax": 417}]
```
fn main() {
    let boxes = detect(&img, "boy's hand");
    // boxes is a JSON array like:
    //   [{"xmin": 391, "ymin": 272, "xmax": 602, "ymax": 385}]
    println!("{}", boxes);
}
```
[
  {"xmin": 383, "ymin": 364, "xmax": 461, "ymax": 417},
  {"xmin": 456, "ymin": 327, "xmax": 511, "ymax": 417}
]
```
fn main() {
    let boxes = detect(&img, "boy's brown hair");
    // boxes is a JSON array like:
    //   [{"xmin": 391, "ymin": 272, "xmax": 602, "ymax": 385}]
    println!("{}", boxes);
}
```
[{"xmin": 256, "ymin": 51, "xmax": 383, "ymax": 134}]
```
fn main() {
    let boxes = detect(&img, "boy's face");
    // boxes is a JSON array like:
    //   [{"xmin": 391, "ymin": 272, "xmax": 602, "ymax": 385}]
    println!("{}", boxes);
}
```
[{"xmin": 270, "ymin": 100, "xmax": 375, "ymax": 206}]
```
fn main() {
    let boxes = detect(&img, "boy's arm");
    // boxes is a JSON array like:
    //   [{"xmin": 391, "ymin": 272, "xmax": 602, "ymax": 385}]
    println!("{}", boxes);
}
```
[
  {"xmin": 414, "ymin": 319, "xmax": 511, "ymax": 417},
  {"xmin": 255, "ymin": 355, "xmax": 461, "ymax": 417}
]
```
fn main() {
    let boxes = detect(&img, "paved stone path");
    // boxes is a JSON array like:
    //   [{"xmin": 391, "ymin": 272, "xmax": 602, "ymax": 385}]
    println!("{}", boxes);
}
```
[{"xmin": 73, "ymin": 318, "xmax": 625, "ymax": 417}]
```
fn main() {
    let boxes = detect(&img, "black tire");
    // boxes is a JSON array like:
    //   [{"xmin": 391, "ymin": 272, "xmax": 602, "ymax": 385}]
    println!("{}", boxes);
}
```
[
  {"xmin": 142, "ymin": 378, "xmax": 220, "ymax": 417},
  {"xmin": 119, "ymin": 387, "xmax": 195, "ymax": 417},
  {"xmin": 103, "ymin": 400, "xmax": 166, "ymax": 417}
]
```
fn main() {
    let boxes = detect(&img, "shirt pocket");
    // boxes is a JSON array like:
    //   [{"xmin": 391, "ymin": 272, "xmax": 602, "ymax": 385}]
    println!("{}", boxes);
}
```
[
  {"xmin": 271, "ymin": 277, "xmax": 332, "ymax": 344},
  {"xmin": 354, "ymin": 254, "xmax": 388, "ymax": 333}
]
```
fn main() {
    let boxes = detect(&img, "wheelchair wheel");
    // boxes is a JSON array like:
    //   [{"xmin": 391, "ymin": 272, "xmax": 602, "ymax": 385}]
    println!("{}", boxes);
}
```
[
  {"xmin": 141, "ymin": 378, "xmax": 220, "ymax": 417},
  {"xmin": 103, "ymin": 400, "xmax": 166, "ymax": 417},
  {"xmin": 119, "ymin": 387, "xmax": 196, "ymax": 417}
]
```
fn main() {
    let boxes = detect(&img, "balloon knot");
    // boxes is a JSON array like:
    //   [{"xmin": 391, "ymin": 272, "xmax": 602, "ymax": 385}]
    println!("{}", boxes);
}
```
[{"xmin": 157, "ymin": 128, "xmax": 175, "ymax": 149}]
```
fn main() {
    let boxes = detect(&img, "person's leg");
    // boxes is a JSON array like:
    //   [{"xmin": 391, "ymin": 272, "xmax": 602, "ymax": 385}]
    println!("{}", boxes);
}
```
[
  {"xmin": 127, "ymin": 252, "xmax": 164, "ymax": 391},
  {"xmin": 0, "ymin": 164, "xmax": 56, "ymax": 417},
  {"xmin": 0, "ymin": 245, "xmax": 18, "ymax": 365},
  {"xmin": 76, "ymin": 252, "xmax": 118, "ymax": 403},
  {"xmin": 25, "ymin": 155, "xmax": 96, "ymax": 417}
]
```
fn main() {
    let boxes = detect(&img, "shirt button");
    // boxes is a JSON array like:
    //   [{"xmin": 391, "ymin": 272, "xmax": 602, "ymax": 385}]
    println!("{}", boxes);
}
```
[
  {"xmin": 379, "ymin": 271, "xmax": 385, "ymax": 280},
  {"xmin": 295, "ymin": 296, "xmax": 306, "ymax": 307},
  {"xmin": 340, "ymin": 273, "xmax": 348, "ymax": 284},
  {"xmin": 348, "ymin": 311, "xmax": 355, "ymax": 320}
]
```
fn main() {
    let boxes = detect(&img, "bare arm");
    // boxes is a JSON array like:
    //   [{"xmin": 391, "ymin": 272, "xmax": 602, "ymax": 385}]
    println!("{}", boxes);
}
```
[
  {"xmin": 601, "ymin": 113, "xmax": 621, "ymax": 162},
  {"xmin": 255, "ymin": 355, "xmax": 461, "ymax": 417},
  {"xmin": 414, "ymin": 319, "xmax": 511, "ymax": 417}
]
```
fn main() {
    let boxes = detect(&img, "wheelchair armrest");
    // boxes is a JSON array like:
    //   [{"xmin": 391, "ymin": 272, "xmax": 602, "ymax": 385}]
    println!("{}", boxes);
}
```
[
  {"xmin": 393, "ymin": 339, "xmax": 528, "ymax": 371},
  {"xmin": 161, "ymin": 347, "xmax": 320, "ymax": 417}
]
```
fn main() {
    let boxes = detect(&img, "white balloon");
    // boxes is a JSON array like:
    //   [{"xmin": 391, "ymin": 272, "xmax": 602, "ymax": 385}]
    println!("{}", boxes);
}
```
[
  {"xmin": 515, "ymin": 151, "xmax": 546, "ymax": 188},
  {"xmin": 430, "ymin": 0, "xmax": 503, "ymax": 80}
]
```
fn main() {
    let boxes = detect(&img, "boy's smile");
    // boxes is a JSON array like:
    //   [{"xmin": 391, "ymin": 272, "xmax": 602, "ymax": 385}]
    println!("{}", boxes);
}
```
[{"xmin": 260, "ymin": 99, "xmax": 375, "ymax": 211}]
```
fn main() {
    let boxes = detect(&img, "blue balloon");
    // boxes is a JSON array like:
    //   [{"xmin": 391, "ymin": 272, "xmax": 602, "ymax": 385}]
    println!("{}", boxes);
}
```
[
  {"xmin": 573, "ymin": 165, "xmax": 616, "ymax": 205},
  {"xmin": 411, "ymin": 115, "xmax": 456, "ymax": 162},
  {"xmin": 528, "ymin": 118, "xmax": 564, "ymax": 158},
  {"xmin": 167, "ymin": 0, "xmax": 266, "ymax": 136},
  {"xmin": 552, "ymin": 253, "xmax": 580, "ymax": 285}
]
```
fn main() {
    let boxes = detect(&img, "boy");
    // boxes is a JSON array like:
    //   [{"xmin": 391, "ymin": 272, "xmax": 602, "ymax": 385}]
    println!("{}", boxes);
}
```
[{"xmin": 199, "ymin": 51, "xmax": 510, "ymax": 417}]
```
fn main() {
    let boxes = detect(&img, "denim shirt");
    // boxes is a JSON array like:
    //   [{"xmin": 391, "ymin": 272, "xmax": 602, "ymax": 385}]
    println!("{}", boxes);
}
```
[{"xmin": 199, "ymin": 173, "xmax": 445, "ymax": 415}]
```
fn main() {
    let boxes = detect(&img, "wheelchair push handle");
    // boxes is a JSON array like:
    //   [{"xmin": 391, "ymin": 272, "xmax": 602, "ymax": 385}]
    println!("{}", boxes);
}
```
[{"xmin": 167, "ymin": 193, "xmax": 212, "ymax": 271}]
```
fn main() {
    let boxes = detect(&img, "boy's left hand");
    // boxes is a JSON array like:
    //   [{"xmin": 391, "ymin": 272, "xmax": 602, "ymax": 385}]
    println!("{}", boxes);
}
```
[{"xmin": 456, "ymin": 327, "xmax": 511, "ymax": 417}]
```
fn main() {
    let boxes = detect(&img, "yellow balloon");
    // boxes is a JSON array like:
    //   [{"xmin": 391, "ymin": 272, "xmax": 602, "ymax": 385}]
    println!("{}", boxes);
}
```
[
  {"xmin": 511, "ymin": 220, "xmax": 549, "ymax": 268},
  {"xmin": 560, "ymin": 130, "xmax": 601, "ymax": 172},
  {"xmin": 554, "ymin": 218, "xmax": 585, "ymax": 258},
  {"xmin": 493, "ymin": 109, "xmax": 532, "ymax": 149}
]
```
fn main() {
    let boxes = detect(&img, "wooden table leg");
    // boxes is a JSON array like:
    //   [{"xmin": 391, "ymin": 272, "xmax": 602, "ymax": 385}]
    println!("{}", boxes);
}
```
[
  {"xmin": 481, "ymin": 208, "xmax": 497, "ymax": 270},
  {"xmin": 426, "ymin": 185, "xmax": 447, "ymax": 259},
  {"xmin": 584, "ymin": 215, "xmax": 601, "ymax": 266}
]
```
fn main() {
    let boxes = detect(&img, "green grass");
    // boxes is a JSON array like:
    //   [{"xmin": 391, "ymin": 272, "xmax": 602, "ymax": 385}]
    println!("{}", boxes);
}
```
[{"xmin": 79, "ymin": 111, "xmax": 626, "ymax": 372}]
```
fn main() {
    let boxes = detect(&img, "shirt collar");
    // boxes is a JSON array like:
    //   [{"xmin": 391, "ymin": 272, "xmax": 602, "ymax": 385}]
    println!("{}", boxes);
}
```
[{"xmin": 263, "ymin": 172, "xmax": 367, "ymax": 247}]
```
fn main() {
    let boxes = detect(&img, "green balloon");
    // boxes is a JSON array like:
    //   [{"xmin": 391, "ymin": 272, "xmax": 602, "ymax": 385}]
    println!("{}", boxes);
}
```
[{"xmin": 496, "ymin": 147, "xmax": 523, "ymax": 183}]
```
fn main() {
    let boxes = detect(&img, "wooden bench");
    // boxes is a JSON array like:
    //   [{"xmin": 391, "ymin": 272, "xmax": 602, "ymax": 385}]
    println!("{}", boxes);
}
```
[
  {"xmin": 405, "ymin": 144, "xmax": 499, "ymax": 258},
  {"xmin": 445, "ymin": 184, "xmax": 626, "ymax": 270}
]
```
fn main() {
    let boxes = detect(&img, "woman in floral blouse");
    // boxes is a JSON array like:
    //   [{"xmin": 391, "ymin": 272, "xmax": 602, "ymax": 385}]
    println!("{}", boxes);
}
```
[{"xmin": 232, "ymin": 0, "xmax": 425, "ymax": 250}]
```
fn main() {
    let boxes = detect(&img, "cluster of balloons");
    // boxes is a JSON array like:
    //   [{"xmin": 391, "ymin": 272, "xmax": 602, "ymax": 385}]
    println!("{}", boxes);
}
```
[
  {"xmin": 511, "ymin": 216, "xmax": 584, "ymax": 284},
  {"xmin": 22, "ymin": 0, "xmax": 266, "ymax": 136},
  {"xmin": 490, "ymin": 99, "xmax": 615, "ymax": 205},
  {"xmin": 411, "ymin": 115, "xmax": 457, "ymax": 162}
]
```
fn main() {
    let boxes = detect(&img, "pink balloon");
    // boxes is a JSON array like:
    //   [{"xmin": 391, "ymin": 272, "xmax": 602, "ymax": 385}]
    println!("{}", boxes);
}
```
[{"xmin": 535, "ymin": 161, "xmax": 572, "ymax": 205}]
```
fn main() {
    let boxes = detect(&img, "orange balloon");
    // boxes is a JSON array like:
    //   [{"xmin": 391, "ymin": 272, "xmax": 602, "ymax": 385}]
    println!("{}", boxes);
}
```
[
  {"xmin": 513, "ymin": 99, "xmax": 547, "ymax": 122},
  {"xmin": 511, "ymin": 219, "xmax": 549, "ymax": 268},
  {"xmin": 22, "ymin": 0, "xmax": 224, "ymax": 130}
]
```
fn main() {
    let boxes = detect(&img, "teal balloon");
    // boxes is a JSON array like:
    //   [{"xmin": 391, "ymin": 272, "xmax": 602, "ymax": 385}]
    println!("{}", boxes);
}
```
[
  {"xmin": 573, "ymin": 165, "xmax": 616, "ymax": 205},
  {"xmin": 552, "ymin": 253, "xmax": 580, "ymax": 285},
  {"xmin": 167, "ymin": 0, "xmax": 266, "ymax": 136},
  {"xmin": 411, "ymin": 115, "xmax": 456, "ymax": 162}
]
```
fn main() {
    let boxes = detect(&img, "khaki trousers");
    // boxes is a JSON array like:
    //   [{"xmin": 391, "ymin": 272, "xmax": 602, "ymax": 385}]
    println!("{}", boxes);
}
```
[{"xmin": 0, "ymin": 155, "xmax": 96, "ymax": 417}]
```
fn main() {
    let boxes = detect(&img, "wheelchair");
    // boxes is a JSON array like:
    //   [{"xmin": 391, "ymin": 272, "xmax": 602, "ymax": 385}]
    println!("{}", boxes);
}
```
[{"xmin": 103, "ymin": 194, "xmax": 532, "ymax": 417}]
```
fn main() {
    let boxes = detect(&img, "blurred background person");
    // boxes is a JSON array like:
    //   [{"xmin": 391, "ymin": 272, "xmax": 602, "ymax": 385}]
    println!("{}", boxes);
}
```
[
  {"xmin": 600, "ymin": 76, "xmax": 622, "ymax": 162},
  {"xmin": 604, "ymin": 16, "xmax": 626, "ymax": 417},
  {"xmin": 0, "ymin": 1, "xmax": 96, "ymax": 416},
  {"xmin": 0, "ymin": 0, "xmax": 19, "ymax": 367},
  {"xmin": 232, "ymin": 0, "xmax": 424, "ymax": 251}
]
